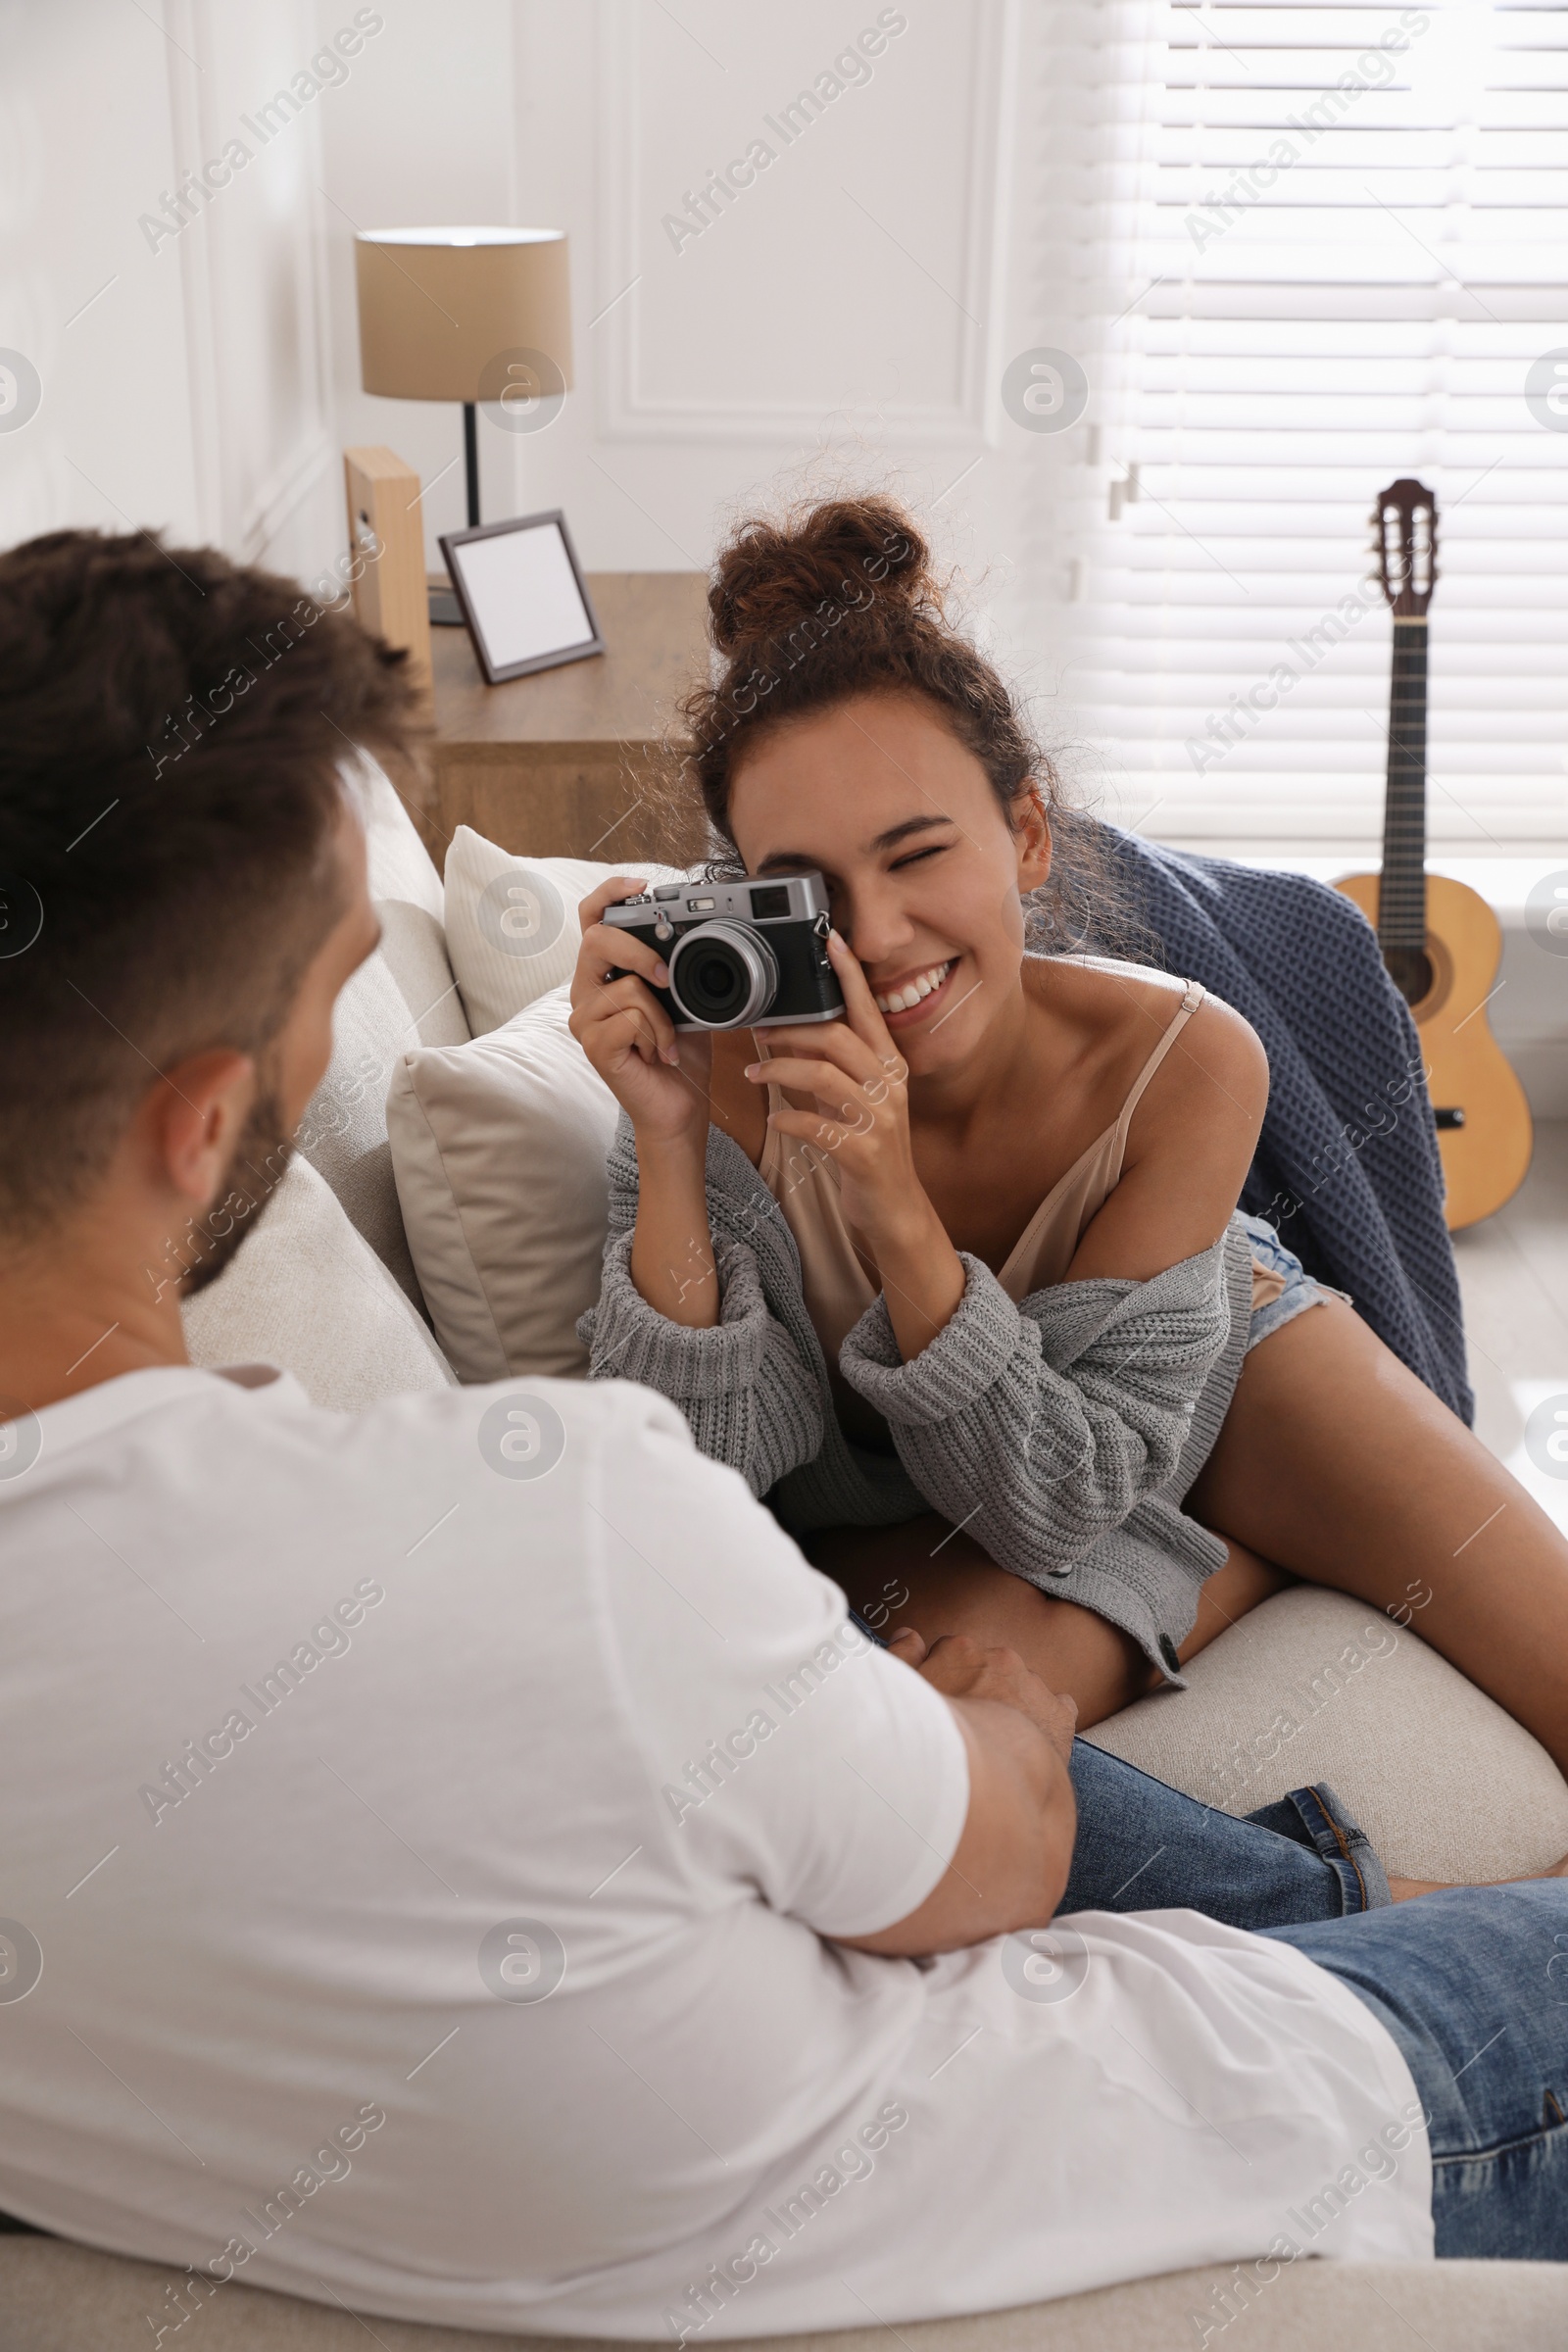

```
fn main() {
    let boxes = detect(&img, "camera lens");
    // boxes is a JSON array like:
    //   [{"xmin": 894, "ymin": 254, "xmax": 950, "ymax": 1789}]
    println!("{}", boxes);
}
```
[{"xmin": 667, "ymin": 922, "xmax": 779, "ymax": 1028}]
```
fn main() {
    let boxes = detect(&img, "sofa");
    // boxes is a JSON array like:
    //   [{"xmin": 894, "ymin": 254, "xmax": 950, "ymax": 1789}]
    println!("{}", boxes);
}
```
[{"xmin": 10, "ymin": 766, "xmax": 1567, "ymax": 2349}]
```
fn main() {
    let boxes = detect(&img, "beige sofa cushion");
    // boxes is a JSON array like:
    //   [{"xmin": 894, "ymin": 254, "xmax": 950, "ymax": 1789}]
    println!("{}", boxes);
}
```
[
  {"xmin": 375, "ymin": 897, "xmax": 466, "ymax": 1048},
  {"xmin": 441, "ymin": 826, "xmax": 687, "ymax": 1035},
  {"xmin": 386, "ymin": 986, "xmax": 617, "ymax": 1381},
  {"xmin": 295, "ymin": 946, "xmax": 452, "ymax": 1302},
  {"xmin": 295, "ymin": 764, "xmax": 469, "ymax": 1303},
  {"xmin": 182, "ymin": 1156, "xmax": 455, "ymax": 1410},
  {"xmin": 2, "ymin": 2236, "xmax": 1564, "ymax": 2352},
  {"xmin": 1084, "ymin": 1584, "xmax": 1568, "ymax": 1883},
  {"xmin": 357, "ymin": 758, "xmax": 446, "ymax": 920}
]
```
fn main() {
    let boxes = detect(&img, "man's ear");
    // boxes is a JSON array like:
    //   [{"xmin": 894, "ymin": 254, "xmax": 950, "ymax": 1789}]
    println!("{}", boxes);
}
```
[
  {"xmin": 134, "ymin": 1050, "xmax": 258, "ymax": 1211},
  {"xmin": 1013, "ymin": 787, "xmax": 1053, "ymax": 894}
]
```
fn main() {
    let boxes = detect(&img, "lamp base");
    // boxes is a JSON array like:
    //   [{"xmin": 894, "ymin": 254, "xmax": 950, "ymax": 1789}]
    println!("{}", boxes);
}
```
[{"xmin": 428, "ymin": 583, "xmax": 465, "ymax": 627}]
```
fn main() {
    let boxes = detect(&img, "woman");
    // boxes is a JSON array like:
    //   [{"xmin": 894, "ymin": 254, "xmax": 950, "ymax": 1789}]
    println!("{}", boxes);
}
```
[{"xmin": 570, "ymin": 493, "xmax": 1568, "ymax": 1778}]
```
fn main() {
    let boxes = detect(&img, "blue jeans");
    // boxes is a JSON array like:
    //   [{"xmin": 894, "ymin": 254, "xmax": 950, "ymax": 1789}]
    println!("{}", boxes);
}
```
[
  {"xmin": 1063, "ymin": 1740, "xmax": 1392, "ymax": 1925},
  {"xmin": 1268, "ymin": 1890, "xmax": 1568, "ymax": 2261},
  {"xmin": 1065, "ymin": 1741, "xmax": 1568, "ymax": 2260}
]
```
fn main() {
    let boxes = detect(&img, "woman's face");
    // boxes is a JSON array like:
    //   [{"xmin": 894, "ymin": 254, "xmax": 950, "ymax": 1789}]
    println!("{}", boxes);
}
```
[{"xmin": 726, "ymin": 690, "xmax": 1052, "ymax": 1075}]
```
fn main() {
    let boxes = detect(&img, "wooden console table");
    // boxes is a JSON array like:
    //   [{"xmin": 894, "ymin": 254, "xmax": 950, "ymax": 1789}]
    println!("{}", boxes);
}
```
[{"xmin": 411, "ymin": 570, "xmax": 710, "ymax": 866}]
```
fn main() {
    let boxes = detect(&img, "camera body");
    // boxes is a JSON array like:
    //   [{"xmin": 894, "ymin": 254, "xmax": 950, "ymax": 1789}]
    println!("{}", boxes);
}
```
[{"xmin": 602, "ymin": 871, "xmax": 844, "ymax": 1031}]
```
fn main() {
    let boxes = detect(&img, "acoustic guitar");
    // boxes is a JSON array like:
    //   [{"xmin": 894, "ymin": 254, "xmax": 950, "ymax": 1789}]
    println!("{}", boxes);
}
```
[{"xmin": 1335, "ymin": 476, "xmax": 1533, "ymax": 1231}]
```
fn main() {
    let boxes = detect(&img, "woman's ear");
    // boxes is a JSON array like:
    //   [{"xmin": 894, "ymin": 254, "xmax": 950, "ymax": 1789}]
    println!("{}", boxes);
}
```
[{"xmin": 1013, "ymin": 786, "xmax": 1054, "ymax": 893}]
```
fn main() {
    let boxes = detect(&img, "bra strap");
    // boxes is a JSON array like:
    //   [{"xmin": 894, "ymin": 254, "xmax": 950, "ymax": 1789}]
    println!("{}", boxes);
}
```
[{"xmin": 1118, "ymin": 978, "xmax": 1206, "ymax": 1132}]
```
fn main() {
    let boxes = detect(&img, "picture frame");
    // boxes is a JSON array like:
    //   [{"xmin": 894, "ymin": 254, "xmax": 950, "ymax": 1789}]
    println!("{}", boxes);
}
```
[{"xmin": 437, "ymin": 509, "xmax": 605, "ymax": 685}]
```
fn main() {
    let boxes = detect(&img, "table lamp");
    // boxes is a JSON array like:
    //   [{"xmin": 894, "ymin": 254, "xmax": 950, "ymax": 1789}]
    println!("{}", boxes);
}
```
[{"xmin": 354, "ymin": 225, "xmax": 573, "ymax": 623}]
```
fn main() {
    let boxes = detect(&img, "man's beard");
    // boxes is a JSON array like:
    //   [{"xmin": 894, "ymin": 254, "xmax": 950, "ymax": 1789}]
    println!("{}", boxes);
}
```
[{"xmin": 177, "ymin": 1089, "xmax": 296, "ymax": 1298}]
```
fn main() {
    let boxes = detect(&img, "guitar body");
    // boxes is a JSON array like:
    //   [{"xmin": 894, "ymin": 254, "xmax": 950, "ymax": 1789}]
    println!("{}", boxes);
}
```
[{"xmin": 1336, "ymin": 870, "xmax": 1533, "ymax": 1230}]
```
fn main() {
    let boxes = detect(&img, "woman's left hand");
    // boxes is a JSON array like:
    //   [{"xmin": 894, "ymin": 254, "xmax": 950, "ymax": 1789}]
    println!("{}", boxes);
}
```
[{"xmin": 745, "ymin": 929, "xmax": 930, "ymax": 1250}]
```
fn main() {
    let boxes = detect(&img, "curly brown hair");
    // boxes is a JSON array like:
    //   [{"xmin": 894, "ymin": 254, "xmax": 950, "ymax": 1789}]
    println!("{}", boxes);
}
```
[{"xmin": 664, "ymin": 491, "xmax": 1129, "ymax": 955}]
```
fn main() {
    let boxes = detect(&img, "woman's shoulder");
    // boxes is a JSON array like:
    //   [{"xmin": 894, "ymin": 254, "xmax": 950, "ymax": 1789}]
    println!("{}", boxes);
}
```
[
  {"xmin": 1029, "ymin": 954, "xmax": 1268, "ymax": 1135},
  {"xmin": 1037, "ymin": 954, "xmax": 1258, "ymax": 1051},
  {"xmin": 1039, "ymin": 951, "xmax": 1193, "ymax": 1009},
  {"xmin": 1029, "ymin": 961, "xmax": 1267, "ymax": 1277},
  {"xmin": 1025, "ymin": 952, "xmax": 1202, "ymax": 1061}
]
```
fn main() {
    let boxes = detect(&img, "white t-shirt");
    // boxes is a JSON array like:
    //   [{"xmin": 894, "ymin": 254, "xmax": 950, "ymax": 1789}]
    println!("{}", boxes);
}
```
[{"xmin": 0, "ymin": 1365, "xmax": 1432, "ymax": 2336}]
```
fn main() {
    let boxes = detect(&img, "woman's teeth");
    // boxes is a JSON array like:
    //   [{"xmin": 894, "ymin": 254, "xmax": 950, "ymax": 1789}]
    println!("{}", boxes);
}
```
[{"xmin": 874, "ymin": 959, "xmax": 954, "ymax": 1014}]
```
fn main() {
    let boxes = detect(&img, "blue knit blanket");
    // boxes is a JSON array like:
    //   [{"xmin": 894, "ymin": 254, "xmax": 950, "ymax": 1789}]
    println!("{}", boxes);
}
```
[{"xmin": 1099, "ymin": 826, "xmax": 1473, "ymax": 1426}]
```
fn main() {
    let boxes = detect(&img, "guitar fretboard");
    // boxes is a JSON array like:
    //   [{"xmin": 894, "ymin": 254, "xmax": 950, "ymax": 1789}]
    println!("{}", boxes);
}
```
[{"xmin": 1379, "ymin": 617, "xmax": 1428, "ymax": 951}]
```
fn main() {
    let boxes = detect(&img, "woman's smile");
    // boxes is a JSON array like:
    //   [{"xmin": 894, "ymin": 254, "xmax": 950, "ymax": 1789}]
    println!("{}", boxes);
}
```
[{"xmin": 871, "ymin": 955, "xmax": 960, "ymax": 1028}]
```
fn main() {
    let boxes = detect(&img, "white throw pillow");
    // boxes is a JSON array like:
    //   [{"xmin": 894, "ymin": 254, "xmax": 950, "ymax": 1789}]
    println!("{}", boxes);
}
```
[
  {"xmin": 1086, "ymin": 1584, "xmax": 1568, "ymax": 1884},
  {"xmin": 385, "ymin": 985, "xmax": 619, "ymax": 1381},
  {"xmin": 182, "ymin": 1156, "xmax": 457, "ymax": 1411},
  {"xmin": 441, "ymin": 825, "xmax": 689, "ymax": 1037}
]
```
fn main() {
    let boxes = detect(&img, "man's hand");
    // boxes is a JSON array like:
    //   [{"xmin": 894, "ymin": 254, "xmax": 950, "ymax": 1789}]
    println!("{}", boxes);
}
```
[
  {"xmin": 835, "ymin": 1627, "xmax": 1079, "ymax": 1960},
  {"xmin": 888, "ymin": 1627, "xmax": 1078, "ymax": 1765}
]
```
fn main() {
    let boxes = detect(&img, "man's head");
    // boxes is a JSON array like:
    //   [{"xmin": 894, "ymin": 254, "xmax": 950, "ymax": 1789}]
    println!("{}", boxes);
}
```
[{"xmin": 0, "ymin": 529, "xmax": 418, "ymax": 1303}]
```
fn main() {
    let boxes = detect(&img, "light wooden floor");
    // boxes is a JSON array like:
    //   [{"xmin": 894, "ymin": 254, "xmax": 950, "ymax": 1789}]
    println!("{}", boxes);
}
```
[{"xmin": 1452, "ymin": 1119, "xmax": 1568, "ymax": 1529}]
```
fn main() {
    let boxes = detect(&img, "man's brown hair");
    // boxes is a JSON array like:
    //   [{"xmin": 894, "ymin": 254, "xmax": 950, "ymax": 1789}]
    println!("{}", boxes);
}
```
[{"xmin": 0, "ymin": 529, "xmax": 419, "ymax": 1239}]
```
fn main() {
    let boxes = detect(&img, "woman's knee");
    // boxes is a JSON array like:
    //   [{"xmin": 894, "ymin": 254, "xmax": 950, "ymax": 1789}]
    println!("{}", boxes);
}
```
[{"xmin": 803, "ymin": 1518, "xmax": 1152, "ymax": 1724}]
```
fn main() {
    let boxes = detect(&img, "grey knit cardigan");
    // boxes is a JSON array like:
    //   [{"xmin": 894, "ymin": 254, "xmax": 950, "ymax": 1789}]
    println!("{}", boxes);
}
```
[{"xmin": 578, "ymin": 1112, "xmax": 1254, "ymax": 1682}]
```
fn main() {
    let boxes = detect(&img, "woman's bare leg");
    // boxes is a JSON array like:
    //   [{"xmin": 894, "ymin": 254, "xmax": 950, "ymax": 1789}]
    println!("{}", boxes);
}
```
[
  {"xmin": 1390, "ymin": 1855, "xmax": 1568, "ymax": 1900},
  {"xmin": 804, "ymin": 1519, "xmax": 1289, "ymax": 1730},
  {"xmin": 1185, "ymin": 1295, "xmax": 1568, "ymax": 1780},
  {"xmin": 1181, "ymin": 1544, "xmax": 1296, "ymax": 1661},
  {"xmin": 809, "ymin": 1516, "xmax": 1568, "ymax": 1892}
]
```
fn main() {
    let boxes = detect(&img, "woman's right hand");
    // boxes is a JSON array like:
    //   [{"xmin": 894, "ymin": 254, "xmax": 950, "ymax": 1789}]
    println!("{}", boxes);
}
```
[{"xmin": 568, "ymin": 877, "xmax": 713, "ymax": 1147}]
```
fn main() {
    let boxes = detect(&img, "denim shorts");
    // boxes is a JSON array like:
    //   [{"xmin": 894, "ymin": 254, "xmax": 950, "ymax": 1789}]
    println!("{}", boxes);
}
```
[{"xmin": 1240, "ymin": 1210, "xmax": 1348, "ymax": 1352}]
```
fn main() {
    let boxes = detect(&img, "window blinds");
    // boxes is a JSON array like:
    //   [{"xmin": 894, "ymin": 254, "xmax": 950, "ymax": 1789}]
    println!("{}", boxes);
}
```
[{"xmin": 1060, "ymin": 0, "xmax": 1568, "ymax": 848}]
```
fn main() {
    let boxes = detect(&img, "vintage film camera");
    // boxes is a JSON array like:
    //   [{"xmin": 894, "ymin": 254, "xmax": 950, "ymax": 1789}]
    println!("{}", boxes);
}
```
[{"xmin": 602, "ymin": 872, "xmax": 844, "ymax": 1031}]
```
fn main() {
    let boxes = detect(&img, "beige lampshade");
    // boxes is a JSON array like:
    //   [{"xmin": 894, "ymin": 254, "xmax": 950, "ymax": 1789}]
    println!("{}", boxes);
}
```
[{"xmin": 354, "ymin": 226, "xmax": 573, "ymax": 404}]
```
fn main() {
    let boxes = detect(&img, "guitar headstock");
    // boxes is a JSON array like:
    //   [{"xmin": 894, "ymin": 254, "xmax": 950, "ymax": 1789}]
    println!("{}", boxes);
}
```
[{"xmin": 1371, "ymin": 477, "xmax": 1439, "ymax": 618}]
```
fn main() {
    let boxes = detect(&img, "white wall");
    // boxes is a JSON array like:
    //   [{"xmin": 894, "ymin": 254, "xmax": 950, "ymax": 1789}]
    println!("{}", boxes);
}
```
[
  {"xmin": 313, "ymin": 0, "xmax": 1036, "ymax": 593},
  {"xmin": 0, "ymin": 0, "xmax": 1198, "ymax": 839},
  {"xmin": 2, "ymin": 0, "xmax": 1051, "ymax": 654},
  {"xmin": 0, "ymin": 2, "xmax": 203, "ymax": 555},
  {"xmin": 316, "ymin": 0, "xmax": 518, "ymax": 552},
  {"xmin": 5, "ymin": 0, "xmax": 1562, "ymax": 864},
  {"xmin": 307, "ymin": 0, "xmax": 1103, "ymax": 834},
  {"xmin": 0, "ymin": 0, "xmax": 350, "ymax": 588}
]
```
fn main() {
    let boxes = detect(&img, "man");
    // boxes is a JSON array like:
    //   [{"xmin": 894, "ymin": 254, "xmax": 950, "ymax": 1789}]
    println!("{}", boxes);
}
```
[{"xmin": 0, "ymin": 532, "xmax": 1561, "ymax": 2337}]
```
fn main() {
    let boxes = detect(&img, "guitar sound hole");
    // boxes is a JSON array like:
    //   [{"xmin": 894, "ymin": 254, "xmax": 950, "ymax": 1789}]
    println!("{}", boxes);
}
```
[{"xmin": 1383, "ymin": 945, "xmax": 1433, "ymax": 1008}]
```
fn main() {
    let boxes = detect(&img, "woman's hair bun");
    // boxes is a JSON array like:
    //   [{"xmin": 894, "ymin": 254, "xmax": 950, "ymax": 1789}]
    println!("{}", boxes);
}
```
[{"xmin": 708, "ymin": 493, "xmax": 934, "ymax": 655}]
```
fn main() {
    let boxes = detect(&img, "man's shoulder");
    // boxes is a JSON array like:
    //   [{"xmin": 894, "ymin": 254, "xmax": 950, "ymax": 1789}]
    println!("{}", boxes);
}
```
[
  {"xmin": 241, "ymin": 1365, "xmax": 700, "ymax": 1476},
  {"xmin": 46, "ymin": 1363, "xmax": 700, "ymax": 1512}
]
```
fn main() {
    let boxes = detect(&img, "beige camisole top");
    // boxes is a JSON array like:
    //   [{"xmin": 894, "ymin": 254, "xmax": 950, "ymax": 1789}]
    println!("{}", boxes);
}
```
[{"xmin": 758, "ymin": 957, "xmax": 1283, "ymax": 1389}]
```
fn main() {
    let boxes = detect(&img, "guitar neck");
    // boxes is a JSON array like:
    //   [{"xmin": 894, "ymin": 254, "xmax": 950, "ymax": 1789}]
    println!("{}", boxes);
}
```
[{"xmin": 1380, "ymin": 616, "xmax": 1428, "ymax": 950}]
